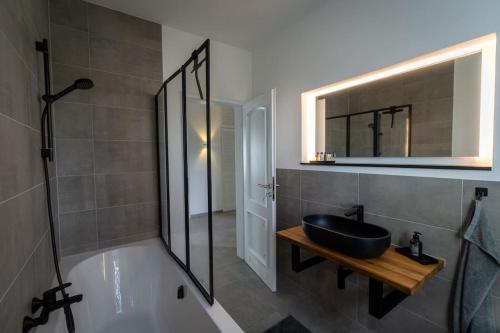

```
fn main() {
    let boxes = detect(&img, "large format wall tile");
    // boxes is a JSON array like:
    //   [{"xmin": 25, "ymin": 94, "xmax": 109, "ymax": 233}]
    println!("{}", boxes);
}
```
[
  {"xmin": 0, "ymin": 1, "xmax": 54, "ymax": 331},
  {"xmin": 0, "ymin": 117, "xmax": 43, "ymax": 202},
  {"xmin": 95, "ymin": 172, "xmax": 157, "ymax": 208},
  {"xmin": 90, "ymin": 37, "xmax": 162, "ymax": 80},
  {"xmin": 54, "ymin": 102, "xmax": 93, "ymax": 139},
  {"xmin": 90, "ymin": 70, "xmax": 160, "ymax": 110},
  {"xmin": 58, "ymin": 175, "xmax": 95, "ymax": 213},
  {"xmin": 400, "ymin": 276, "xmax": 453, "ymax": 329},
  {"xmin": 357, "ymin": 284, "xmax": 447, "ymax": 333},
  {"xmin": 366, "ymin": 213, "xmax": 460, "ymax": 280},
  {"xmin": 359, "ymin": 174, "xmax": 462, "ymax": 230},
  {"xmin": 276, "ymin": 169, "xmax": 300, "ymax": 199},
  {"xmin": 93, "ymin": 106, "xmax": 154, "ymax": 141},
  {"xmin": 276, "ymin": 195, "xmax": 300, "ymax": 230},
  {"xmin": 0, "ymin": 33, "xmax": 30, "ymax": 125},
  {"xmin": 26, "ymin": 75, "xmax": 42, "ymax": 131},
  {"xmin": 0, "ymin": 185, "xmax": 47, "ymax": 301},
  {"xmin": 87, "ymin": 3, "xmax": 161, "ymax": 51},
  {"xmin": 56, "ymin": 139, "xmax": 94, "ymax": 176},
  {"xmin": 49, "ymin": 0, "xmax": 88, "ymax": 31},
  {"xmin": 51, "ymin": 23, "xmax": 90, "ymax": 67},
  {"xmin": 0, "ymin": 0, "xmax": 40, "ymax": 74},
  {"xmin": 301, "ymin": 170, "xmax": 357, "ymax": 208},
  {"xmin": 50, "ymin": 1, "xmax": 162, "ymax": 255},
  {"xmin": 98, "ymin": 231, "xmax": 159, "ymax": 250},
  {"xmin": 60, "ymin": 210, "xmax": 98, "ymax": 255},
  {"xmin": 0, "ymin": 233, "xmax": 54, "ymax": 333},
  {"xmin": 301, "ymin": 200, "xmax": 352, "ymax": 220},
  {"xmin": 96, "ymin": 202, "xmax": 158, "ymax": 241},
  {"xmin": 94, "ymin": 141, "xmax": 155, "ymax": 174}
]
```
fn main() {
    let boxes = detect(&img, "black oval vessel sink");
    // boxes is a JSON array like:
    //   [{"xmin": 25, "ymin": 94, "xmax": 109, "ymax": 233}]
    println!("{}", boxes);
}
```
[{"xmin": 302, "ymin": 214, "xmax": 391, "ymax": 259}]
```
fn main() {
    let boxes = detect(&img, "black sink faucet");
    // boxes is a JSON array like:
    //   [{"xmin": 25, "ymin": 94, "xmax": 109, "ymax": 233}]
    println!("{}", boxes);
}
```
[{"xmin": 345, "ymin": 205, "xmax": 364, "ymax": 222}]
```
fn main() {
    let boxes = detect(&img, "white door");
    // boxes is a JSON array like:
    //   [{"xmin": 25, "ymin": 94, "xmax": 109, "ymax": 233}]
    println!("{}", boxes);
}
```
[{"xmin": 243, "ymin": 89, "xmax": 277, "ymax": 291}]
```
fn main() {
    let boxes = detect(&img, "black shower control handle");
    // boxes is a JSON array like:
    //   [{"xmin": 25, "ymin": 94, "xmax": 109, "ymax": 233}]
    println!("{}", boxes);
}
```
[{"xmin": 177, "ymin": 285, "xmax": 185, "ymax": 299}]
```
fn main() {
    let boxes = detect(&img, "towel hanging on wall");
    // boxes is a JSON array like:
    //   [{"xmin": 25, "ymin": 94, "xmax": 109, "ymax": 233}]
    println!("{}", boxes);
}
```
[{"xmin": 452, "ymin": 199, "xmax": 500, "ymax": 333}]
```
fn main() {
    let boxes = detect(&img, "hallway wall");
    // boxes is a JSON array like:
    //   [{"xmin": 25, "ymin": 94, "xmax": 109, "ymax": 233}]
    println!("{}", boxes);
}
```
[{"xmin": 162, "ymin": 26, "xmax": 252, "ymax": 104}]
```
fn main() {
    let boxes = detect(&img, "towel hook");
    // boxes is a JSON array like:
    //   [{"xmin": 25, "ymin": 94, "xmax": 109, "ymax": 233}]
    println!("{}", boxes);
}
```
[{"xmin": 475, "ymin": 187, "xmax": 488, "ymax": 200}]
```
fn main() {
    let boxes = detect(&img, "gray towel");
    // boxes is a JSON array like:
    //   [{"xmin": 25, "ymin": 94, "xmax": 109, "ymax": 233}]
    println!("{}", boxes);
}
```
[{"xmin": 452, "ymin": 200, "xmax": 500, "ymax": 333}]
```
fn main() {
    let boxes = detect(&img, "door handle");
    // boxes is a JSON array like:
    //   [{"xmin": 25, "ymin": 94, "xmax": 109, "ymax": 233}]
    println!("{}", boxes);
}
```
[{"xmin": 257, "ymin": 183, "xmax": 272, "ymax": 189}]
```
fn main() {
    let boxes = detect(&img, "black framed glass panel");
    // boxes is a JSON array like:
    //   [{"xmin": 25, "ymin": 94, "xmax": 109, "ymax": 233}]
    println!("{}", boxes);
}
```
[
  {"xmin": 186, "ymin": 46, "xmax": 212, "ymax": 293},
  {"xmin": 156, "ymin": 88, "xmax": 169, "ymax": 246},
  {"xmin": 155, "ymin": 40, "xmax": 213, "ymax": 304}
]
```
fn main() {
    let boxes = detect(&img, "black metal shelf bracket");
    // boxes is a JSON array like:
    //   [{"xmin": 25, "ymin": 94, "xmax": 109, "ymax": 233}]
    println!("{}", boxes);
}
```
[
  {"xmin": 337, "ymin": 265, "xmax": 353, "ymax": 289},
  {"xmin": 289, "ymin": 244, "xmax": 409, "ymax": 319},
  {"xmin": 368, "ymin": 278, "xmax": 408, "ymax": 319},
  {"xmin": 291, "ymin": 244, "xmax": 325, "ymax": 272}
]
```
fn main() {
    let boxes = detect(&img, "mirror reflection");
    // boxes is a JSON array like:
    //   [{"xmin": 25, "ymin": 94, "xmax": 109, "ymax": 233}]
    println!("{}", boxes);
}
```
[{"xmin": 315, "ymin": 53, "xmax": 482, "ymax": 158}]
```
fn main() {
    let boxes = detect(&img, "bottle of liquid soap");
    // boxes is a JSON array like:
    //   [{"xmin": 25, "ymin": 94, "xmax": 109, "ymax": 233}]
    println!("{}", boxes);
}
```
[{"xmin": 409, "ymin": 232, "xmax": 422, "ymax": 257}]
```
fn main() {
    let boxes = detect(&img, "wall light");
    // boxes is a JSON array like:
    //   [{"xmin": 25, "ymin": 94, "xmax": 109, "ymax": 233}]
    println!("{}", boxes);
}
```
[{"xmin": 301, "ymin": 33, "xmax": 496, "ymax": 167}]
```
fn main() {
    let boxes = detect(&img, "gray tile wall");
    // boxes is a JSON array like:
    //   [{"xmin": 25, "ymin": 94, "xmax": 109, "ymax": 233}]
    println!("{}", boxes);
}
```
[
  {"xmin": 49, "ymin": 0, "xmax": 162, "ymax": 256},
  {"xmin": 277, "ymin": 168, "xmax": 500, "ymax": 332},
  {"xmin": 0, "ymin": 0, "xmax": 56, "ymax": 331}
]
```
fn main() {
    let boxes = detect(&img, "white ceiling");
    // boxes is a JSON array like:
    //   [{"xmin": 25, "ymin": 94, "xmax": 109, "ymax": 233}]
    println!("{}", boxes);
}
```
[{"xmin": 85, "ymin": 0, "xmax": 325, "ymax": 50}]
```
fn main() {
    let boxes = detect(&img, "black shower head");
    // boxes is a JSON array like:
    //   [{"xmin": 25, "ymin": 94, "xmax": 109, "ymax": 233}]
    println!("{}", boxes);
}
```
[
  {"xmin": 43, "ymin": 78, "xmax": 94, "ymax": 103},
  {"xmin": 74, "ymin": 78, "xmax": 94, "ymax": 90}
]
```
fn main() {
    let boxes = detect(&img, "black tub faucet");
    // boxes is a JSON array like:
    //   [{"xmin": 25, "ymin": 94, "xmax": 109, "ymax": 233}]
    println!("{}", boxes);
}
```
[
  {"xmin": 345, "ymin": 205, "xmax": 364, "ymax": 222},
  {"xmin": 23, "ymin": 283, "xmax": 82, "ymax": 333}
]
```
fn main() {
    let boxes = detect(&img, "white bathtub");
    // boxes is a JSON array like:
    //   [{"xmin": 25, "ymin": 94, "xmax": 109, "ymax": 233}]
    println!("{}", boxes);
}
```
[{"xmin": 36, "ymin": 239, "xmax": 242, "ymax": 333}]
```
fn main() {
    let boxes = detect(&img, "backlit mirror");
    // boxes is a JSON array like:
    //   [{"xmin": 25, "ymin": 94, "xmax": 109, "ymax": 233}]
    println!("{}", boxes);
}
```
[{"xmin": 302, "ymin": 34, "xmax": 496, "ymax": 169}]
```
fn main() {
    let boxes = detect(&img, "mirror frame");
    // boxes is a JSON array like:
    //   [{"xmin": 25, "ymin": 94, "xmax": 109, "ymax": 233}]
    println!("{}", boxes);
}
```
[{"xmin": 301, "ymin": 34, "xmax": 496, "ymax": 170}]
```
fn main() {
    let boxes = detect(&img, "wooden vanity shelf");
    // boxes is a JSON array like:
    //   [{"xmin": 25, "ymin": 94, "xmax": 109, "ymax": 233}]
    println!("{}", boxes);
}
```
[{"xmin": 277, "ymin": 226, "xmax": 444, "ymax": 319}]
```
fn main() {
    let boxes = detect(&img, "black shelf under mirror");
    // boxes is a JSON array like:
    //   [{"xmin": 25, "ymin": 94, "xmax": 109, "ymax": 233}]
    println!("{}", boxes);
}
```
[{"xmin": 301, "ymin": 162, "xmax": 492, "ymax": 170}]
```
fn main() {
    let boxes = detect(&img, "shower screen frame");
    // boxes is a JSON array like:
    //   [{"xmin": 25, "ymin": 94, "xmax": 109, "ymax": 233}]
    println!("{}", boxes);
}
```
[{"xmin": 155, "ymin": 39, "xmax": 214, "ymax": 305}]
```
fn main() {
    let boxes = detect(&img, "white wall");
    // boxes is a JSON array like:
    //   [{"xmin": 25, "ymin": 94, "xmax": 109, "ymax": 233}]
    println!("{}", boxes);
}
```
[
  {"xmin": 252, "ymin": 0, "xmax": 500, "ymax": 180},
  {"xmin": 162, "ymin": 26, "xmax": 253, "ymax": 104},
  {"xmin": 186, "ymin": 101, "xmax": 235, "ymax": 216},
  {"xmin": 161, "ymin": 26, "xmax": 249, "ymax": 248}
]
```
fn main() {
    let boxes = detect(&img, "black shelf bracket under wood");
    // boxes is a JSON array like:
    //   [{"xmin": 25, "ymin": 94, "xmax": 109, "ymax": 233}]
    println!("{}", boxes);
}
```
[
  {"xmin": 291, "ymin": 244, "xmax": 325, "ymax": 272},
  {"xmin": 289, "ymin": 244, "xmax": 408, "ymax": 320},
  {"xmin": 337, "ymin": 265, "xmax": 354, "ymax": 289},
  {"xmin": 368, "ymin": 278, "xmax": 408, "ymax": 319}
]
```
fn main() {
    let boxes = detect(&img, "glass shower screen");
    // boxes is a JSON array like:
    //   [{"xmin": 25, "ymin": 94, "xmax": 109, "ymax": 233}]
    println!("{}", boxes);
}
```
[{"xmin": 155, "ymin": 40, "xmax": 213, "ymax": 304}]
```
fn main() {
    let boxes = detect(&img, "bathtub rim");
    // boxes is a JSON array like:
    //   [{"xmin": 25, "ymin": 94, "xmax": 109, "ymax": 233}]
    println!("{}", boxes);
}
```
[{"xmin": 58, "ymin": 238, "xmax": 243, "ymax": 333}]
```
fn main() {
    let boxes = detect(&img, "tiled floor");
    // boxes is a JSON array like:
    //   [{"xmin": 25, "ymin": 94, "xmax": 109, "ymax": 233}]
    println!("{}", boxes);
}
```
[{"xmin": 211, "ymin": 212, "xmax": 370, "ymax": 333}]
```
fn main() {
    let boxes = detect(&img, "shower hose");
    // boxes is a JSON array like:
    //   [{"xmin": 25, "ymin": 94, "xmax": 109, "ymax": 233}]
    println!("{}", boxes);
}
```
[{"xmin": 41, "ymin": 106, "xmax": 76, "ymax": 333}]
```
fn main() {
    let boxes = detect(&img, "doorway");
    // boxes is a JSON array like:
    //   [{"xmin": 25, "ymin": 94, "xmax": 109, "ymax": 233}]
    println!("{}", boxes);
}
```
[{"xmin": 206, "ymin": 90, "xmax": 278, "ymax": 293}]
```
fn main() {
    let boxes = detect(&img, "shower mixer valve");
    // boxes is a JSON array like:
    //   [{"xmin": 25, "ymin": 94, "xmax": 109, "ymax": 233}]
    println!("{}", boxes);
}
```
[{"xmin": 23, "ymin": 283, "xmax": 83, "ymax": 333}]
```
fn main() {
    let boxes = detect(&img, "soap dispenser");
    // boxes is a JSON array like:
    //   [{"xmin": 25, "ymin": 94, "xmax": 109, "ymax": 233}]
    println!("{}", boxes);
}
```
[{"xmin": 409, "ymin": 232, "xmax": 422, "ymax": 257}]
